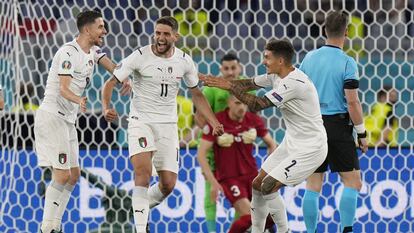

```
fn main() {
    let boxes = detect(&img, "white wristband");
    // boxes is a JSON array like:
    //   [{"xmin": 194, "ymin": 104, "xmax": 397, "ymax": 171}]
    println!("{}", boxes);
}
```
[{"xmin": 354, "ymin": 123, "xmax": 366, "ymax": 134}]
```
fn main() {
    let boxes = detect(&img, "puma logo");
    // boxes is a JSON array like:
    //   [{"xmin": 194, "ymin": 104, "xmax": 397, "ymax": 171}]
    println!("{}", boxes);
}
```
[
  {"xmin": 53, "ymin": 202, "xmax": 59, "ymax": 207},
  {"xmin": 157, "ymin": 67, "xmax": 163, "ymax": 72},
  {"xmin": 135, "ymin": 209, "xmax": 145, "ymax": 214}
]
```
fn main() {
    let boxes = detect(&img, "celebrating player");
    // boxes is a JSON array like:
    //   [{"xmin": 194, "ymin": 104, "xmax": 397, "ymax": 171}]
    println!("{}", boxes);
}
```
[
  {"xmin": 201, "ymin": 39, "xmax": 328, "ymax": 233},
  {"xmin": 101, "ymin": 16, "xmax": 223, "ymax": 233},
  {"xmin": 198, "ymin": 95, "xmax": 277, "ymax": 233},
  {"xmin": 299, "ymin": 11, "xmax": 368, "ymax": 233},
  {"xmin": 34, "ymin": 10, "xmax": 129, "ymax": 233}
]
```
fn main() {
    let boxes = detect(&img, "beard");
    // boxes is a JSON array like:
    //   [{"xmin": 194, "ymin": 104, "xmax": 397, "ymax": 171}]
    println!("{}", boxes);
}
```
[{"xmin": 155, "ymin": 42, "xmax": 172, "ymax": 55}]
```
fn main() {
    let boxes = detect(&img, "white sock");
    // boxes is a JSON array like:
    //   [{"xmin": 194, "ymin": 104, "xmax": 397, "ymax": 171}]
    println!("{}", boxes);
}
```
[
  {"xmin": 148, "ymin": 184, "xmax": 165, "ymax": 208},
  {"xmin": 41, "ymin": 181, "xmax": 64, "ymax": 232},
  {"xmin": 132, "ymin": 186, "xmax": 150, "ymax": 233},
  {"xmin": 52, "ymin": 183, "xmax": 75, "ymax": 230},
  {"xmin": 263, "ymin": 192, "xmax": 289, "ymax": 233},
  {"xmin": 251, "ymin": 189, "xmax": 269, "ymax": 233}
]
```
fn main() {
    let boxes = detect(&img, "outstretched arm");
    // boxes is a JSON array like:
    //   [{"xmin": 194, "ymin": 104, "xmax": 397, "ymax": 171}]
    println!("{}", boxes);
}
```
[
  {"xmin": 99, "ymin": 57, "xmax": 131, "ymax": 96},
  {"xmin": 200, "ymin": 74, "xmax": 273, "ymax": 112},
  {"xmin": 230, "ymin": 85, "xmax": 274, "ymax": 112},
  {"xmin": 199, "ymin": 74, "xmax": 261, "ymax": 92}
]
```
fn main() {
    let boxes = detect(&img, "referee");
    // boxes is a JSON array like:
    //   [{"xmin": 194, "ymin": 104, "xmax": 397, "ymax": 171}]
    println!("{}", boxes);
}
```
[{"xmin": 299, "ymin": 11, "xmax": 368, "ymax": 233}]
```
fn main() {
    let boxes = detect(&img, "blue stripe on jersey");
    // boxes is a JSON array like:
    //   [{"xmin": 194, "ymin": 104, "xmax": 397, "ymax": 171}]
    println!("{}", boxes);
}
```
[{"xmin": 299, "ymin": 45, "xmax": 359, "ymax": 115}]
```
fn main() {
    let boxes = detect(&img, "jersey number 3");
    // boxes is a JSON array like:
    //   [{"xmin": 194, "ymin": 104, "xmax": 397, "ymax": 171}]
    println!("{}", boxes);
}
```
[{"xmin": 160, "ymin": 84, "xmax": 168, "ymax": 97}]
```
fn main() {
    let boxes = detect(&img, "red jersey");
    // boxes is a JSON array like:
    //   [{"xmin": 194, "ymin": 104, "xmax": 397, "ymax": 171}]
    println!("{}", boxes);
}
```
[{"xmin": 202, "ymin": 109, "xmax": 268, "ymax": 181}]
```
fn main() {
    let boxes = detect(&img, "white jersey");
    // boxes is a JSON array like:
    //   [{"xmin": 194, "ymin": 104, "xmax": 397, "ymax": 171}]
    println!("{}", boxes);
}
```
[
  {"xmin": 254, "ymin": 68, "xmax": 327, "ymax": 145},
  {"xmin": 39, "ymin": 39, "xmax": 105, "ymax": 123},
  {"xmin": 113, "ymin": 45, "xmax": 199, "ymax": 123}
]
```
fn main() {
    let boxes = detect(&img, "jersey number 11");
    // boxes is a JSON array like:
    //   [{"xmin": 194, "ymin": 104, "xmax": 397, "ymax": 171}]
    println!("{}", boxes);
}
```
[{"xmin": 160, "ymin": 84, "xmax": 168, "ymax": 97}]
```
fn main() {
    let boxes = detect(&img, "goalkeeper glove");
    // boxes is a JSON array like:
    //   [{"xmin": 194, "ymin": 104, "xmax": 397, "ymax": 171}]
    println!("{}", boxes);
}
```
[
  {"xmin": 217, "ymin": 133, "xmax": 234, "ymax": 147},
  {"xmin": 241, "ymin": 128, "xmax": 257, "ymax": 144}
]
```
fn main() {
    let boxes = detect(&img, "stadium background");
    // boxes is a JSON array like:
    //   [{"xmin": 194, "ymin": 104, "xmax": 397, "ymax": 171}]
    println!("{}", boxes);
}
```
[{"xmin": 0, "ymin": 0, "xmax": 413, "ymax": 232}]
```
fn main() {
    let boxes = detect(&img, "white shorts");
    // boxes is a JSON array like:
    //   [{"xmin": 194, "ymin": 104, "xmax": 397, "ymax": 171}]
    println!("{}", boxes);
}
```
[
  {"xmin": 128, "ymin": 121, "xmax": 179, "ymax": 174},
  {"xmin": 261, "ymin": 140, "xmax": 327, "ymax": 186},
  {"xmin": 34, "ymin": 109, "xmax": 79, "ymax": 169}
]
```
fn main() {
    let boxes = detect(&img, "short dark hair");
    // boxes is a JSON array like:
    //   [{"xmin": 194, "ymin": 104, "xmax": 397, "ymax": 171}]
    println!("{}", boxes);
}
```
[
  {"xmin": 264, "ymin": 39, "xmax": 294, "ymax": 64},
  {"xmin": 325, "ymin": 11, "xmax": 349, "ymax": 38},
  {"xmin": 220, "ymin": 53, "xmax": 240, "ymax": 64},
  {"xmin": 156, "ymin": 16, "xmax": 179, "ymax": 31},
  {"xmin": 76, "ymin": 10, "xmax": 102, "ymax": 31}
]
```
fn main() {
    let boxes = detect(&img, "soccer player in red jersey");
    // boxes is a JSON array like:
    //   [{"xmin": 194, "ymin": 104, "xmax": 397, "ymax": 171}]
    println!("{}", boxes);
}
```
[{"xmin": 198, "ymin": 95, "xmax": 277, "ymax": 233}]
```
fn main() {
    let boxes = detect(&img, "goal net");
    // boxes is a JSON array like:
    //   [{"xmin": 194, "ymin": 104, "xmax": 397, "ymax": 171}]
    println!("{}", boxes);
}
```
[{"xmin": 1, "ymin": 0, "xmax": 413, "ymax": 232}]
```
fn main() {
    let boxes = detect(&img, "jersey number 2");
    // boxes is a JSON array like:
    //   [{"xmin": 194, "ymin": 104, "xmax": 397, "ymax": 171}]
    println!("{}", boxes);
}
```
[{"xmin": 160, "ymin": 84, "xmax": 168, "ymax": 97}]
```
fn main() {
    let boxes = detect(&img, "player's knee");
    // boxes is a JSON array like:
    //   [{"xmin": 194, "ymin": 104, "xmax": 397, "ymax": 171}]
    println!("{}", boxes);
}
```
[
  {"xmin": 68, "ymin": 169, "xmax": 80, "ymax": 185},
  {"xmin": 133, "ymin": 169, "xmax": 151, "ymax": 187},
  {"xmin": 159, "ymin": 180, "xmax": 176, "ymax": 195},
  {"xmin": 53, "ymin": 169, "xmax": 71, "ymax": 184}
]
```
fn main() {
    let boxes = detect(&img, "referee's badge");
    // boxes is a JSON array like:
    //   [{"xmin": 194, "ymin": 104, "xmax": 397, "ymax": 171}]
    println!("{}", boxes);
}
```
[{"xmin": 58, "ymin": 153, "xmax": 67, "ymax": 164}]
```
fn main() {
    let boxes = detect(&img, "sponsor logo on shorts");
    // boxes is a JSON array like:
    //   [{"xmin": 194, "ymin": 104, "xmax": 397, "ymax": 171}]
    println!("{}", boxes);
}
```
[
  {"xmin": 88, "ymin": 60, "xmax": 93, "ymax": 66},
  {"xmin": 62, "ymin": 60, "xmax": 72, "ymax": 70},
  {"xmin": 139, "ymin": 137, "xmax": 147, "ymax": 148},
  {"xmin": 168, "ymin": 66, "xmax": 173, "ymax": 73},
  {"xmin": 271, "ymin": 92, "xmax": 283, "ymax": 102},
  {"xmin": 58, "ymin": 153, "xmax": 67, "ymax": 164}
]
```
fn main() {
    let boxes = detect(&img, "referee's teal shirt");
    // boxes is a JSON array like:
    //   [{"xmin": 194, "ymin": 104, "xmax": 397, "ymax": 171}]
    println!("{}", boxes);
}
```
[{"xmin": 299, "ymin": 45, "xmax": 359, "ymax": 115}]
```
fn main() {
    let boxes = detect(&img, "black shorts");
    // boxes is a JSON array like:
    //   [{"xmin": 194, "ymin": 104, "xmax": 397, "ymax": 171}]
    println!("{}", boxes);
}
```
[{"xmin": 315, "ymin": 113, "xmax": 360, "ymax": 173}]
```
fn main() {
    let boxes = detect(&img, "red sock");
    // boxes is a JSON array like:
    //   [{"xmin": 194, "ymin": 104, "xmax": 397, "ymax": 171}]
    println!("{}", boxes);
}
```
[
  {"xmin": 265, "ymin": 215, "xmax": 275, "ymax": 230},
  {"xmin": 228, "ymin": 214, "xmax": 252, "ymax": 233}
]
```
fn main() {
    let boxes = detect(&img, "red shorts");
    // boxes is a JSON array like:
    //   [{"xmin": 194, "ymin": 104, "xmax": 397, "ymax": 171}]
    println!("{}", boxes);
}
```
[{"xmin": 219, "ymin": 173, "xmax": 257, "ymax": 205}]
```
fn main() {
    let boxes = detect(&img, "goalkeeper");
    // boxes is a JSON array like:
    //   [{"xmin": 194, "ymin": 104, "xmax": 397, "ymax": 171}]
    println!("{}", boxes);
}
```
[
  {"xmin": 197, "ymin": 95, "xmax": 277, "ymax": 233},
  {"xmin": 194, "ymin": 53, "xmax": 252, "ymax": 232}
]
